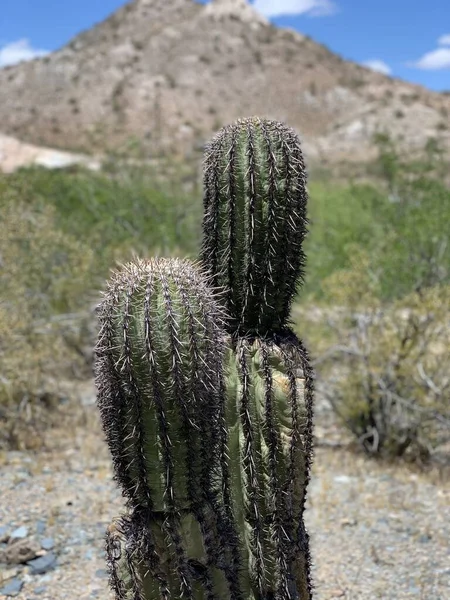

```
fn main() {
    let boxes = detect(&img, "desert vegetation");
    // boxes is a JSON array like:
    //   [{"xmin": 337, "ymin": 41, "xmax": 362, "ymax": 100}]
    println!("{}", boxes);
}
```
[
  {"xmin": 0, "ymin": 135, "xmax": 448, "ymax": 467},
  {"xmin": 0, "ymin": 124, "xmax": 449, "ymax": 600},
  {"xmin": 0, "ymin": 165, "xmax": 201, "ymax": 447}
]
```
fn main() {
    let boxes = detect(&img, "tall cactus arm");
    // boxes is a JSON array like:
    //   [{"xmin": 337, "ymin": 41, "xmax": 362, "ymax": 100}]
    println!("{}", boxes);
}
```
[{"xmin": 201, "ymin": 117, "xmax": 309, "ymax": 336}]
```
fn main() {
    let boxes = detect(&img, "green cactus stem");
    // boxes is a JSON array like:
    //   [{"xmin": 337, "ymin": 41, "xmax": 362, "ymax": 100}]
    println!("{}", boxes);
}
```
[
  {"xmin": 201, "ymin": 117, "xmax": 309, "ymax": 336},
  {"xmin": 225, "ymin": 331, "xmax": 315, "ymax": 600},
  {"xmin": 95, "ymin": 257, "xmax": 243, "ymax": 599},
  {"xmin": 96, "ymin": 114, "xmax": 316, "ymax": 600},
  {"xmin": 105, "ymin": 509, "xmax": 240, "ymax": 600}
]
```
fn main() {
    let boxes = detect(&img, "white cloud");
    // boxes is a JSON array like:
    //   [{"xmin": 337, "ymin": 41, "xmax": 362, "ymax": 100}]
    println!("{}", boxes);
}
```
[
  {"xmin": 438, "ymin": 34, "xmax": 450, "ymax": 46},
  {"xmin": 362, "ymin": 59, "xmax": 391, "ymax": 75},
  {"xmin": 0, "ymin": 39, "xmax": 49, "ymax": 68},
  {"xmin": 251, "ymin": 0, "xmax": 338, "ymax": 18},
  {"xmin": 411, "ymin": 47, "xmax": 450, "ymax": 70},
  {"xmin": 408, "ymin": 35, "xmax": 450, "ymax": 70}
]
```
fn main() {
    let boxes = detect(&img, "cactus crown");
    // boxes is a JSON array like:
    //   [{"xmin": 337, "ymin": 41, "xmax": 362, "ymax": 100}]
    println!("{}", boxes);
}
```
[{"xmin": 201, "ymin": 116, "xmax": 309, "ymax": 336}]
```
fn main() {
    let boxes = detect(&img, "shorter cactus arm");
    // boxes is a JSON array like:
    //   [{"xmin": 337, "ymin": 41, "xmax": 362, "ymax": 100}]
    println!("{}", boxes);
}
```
[
  {"xmin": 95, "ymin": 258, "xmax": 227, "ymax": 511},
  {"xmin": 96, "ymin": 257, "xmax": 247, "ymax": 599}
]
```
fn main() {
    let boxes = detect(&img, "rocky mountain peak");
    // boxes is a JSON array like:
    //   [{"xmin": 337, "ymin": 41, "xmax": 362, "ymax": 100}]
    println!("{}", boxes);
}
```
[
  {"xmin": 202, "ymin": 0, "xmax": 268, "ymax": 25},
  {"xmin": 0, "ymin": 0, "xmax": 448, "ymax": 167}
]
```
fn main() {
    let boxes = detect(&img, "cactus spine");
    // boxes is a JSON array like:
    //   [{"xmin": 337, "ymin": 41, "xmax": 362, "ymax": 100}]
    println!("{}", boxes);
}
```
[{"xmin": 201, "ymin": 118, "xmax": 315, "ymax": 599}]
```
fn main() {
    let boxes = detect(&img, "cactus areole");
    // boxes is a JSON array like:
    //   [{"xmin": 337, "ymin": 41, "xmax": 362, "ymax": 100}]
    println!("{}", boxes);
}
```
[{"xmin": 201, "ymin": 117, "xmax": 309, "ymax": 336}]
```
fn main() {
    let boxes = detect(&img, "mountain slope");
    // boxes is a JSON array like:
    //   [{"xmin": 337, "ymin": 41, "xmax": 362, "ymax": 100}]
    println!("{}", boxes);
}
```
[{"xmin": 0, "ymin": 0, "xmax": 448, "ymax": 165}]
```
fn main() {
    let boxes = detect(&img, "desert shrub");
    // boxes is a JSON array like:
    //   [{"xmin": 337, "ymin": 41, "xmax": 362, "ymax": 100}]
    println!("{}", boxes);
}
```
[
  {"xmin": 0, "ymin": 165, "xmax": 201, "ymax": 274},
  {"xmin": 0, "ymin": 201, "xmax": 94, "ymax": 316},
  {"xmin": 304, "ymin": 182, "xmax": 388, "ymax": 296},
  {"xmin": 305, "ymin": 153, "xmax": 449, "ymax": 300},
  {"xmin": 317, "ymin": 250, "xmax": 450, "ymax": 461},
  {"xmin": 0, "ymin": 201, "xmax": 95, "ymax": 447}
]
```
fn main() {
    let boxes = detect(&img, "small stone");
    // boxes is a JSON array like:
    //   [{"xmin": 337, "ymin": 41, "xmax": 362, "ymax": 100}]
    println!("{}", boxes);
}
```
[
  {"xmin": 35, "ymin": 521, "xmax": 46, "ymax": 535},
  {"xmin": 1, "ymin": 538, "xmax": 40, "ymax": 564},
  {"xmin": 333, "ymin": 475, "xmax": 354, "ymax": 484},
  {"xmin": 33, "ymin": 586, "xmax": 48, "ymax": 595},
  {"xmin": 0, "ymin": 525, "xmax": 9, "ymax": 543},
  {"xmin": 81, "ymin": 392, "xmax": 96, "ymax": 406},
  {"xmin": 27, "ymin": 552, "xmax": 57, "ymax": 574},
  {"xmin": 95, "ymin": 568, "xmax": 109, "ymax": 579},
  {"xmin": 0, "ymin": 577, "xmax": 24, "ymax": 596},
  {"xmin": 40, "ymin": 537, "xmax": 54, "ymax": 551},
  {"xmin": 327, "ymin": 589, "xmax": 346, "ymax": 598},
  {"xmin": 9, "ymin": 526, "xmax": 28, "ymax": 541},
  {"xmin": 0, "ymin": 567, "xmax": 21, "ymax": 582},
  {"xmin": 340, "ymin": 518, "xmax": 357, "ymax": 527},
  {"xmin": 408, "ymin": 586, "xmax": 420, "ymax": 594}
]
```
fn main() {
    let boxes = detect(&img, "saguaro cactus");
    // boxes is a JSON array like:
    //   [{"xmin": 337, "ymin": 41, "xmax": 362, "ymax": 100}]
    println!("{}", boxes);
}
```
[{"xmin": 95, "ymin": 117, "xmax": 315, "ymax": 600}]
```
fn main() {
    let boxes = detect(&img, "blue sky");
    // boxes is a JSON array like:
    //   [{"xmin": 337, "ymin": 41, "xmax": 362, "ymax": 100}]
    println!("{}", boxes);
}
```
[{"xmin": 0, "ymin": 0, "xmax": 449, "ymax": 92}]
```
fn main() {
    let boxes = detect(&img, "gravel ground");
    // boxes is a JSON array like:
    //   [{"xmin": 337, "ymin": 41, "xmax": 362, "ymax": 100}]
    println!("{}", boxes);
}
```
[{"xmin": 1, "ymin": 382, "xmax": 449, "ymax": 600}]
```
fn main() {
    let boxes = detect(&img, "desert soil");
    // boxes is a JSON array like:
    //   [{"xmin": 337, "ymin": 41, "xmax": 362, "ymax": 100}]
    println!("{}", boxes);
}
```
[{"xmin": 0, "ymin": 381, "xmax": 449, "ymax": 600}]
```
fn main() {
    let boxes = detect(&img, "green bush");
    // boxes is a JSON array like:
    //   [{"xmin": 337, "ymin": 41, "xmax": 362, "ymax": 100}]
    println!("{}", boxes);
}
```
[
  {"xmin": 0, "ymin": 201, "xmax": 95, "ymax": 447},
  {"xmin": 316, "ymin": 252, "xmax": 450, "ymax": 461},
  {"xmin": 304, "ymin": 155, "xmax": 449, "ymax": 300},
  {"xmin": 0, "ymin": 166, "xmax": 201, "ymax": 448},
  {"xmin": 0, "ymin": 165, "xmax": 202, "ymax": 273},
  {"xmin": 304, "ymin": 182, "xmax": 387, "ymax": 296}
]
